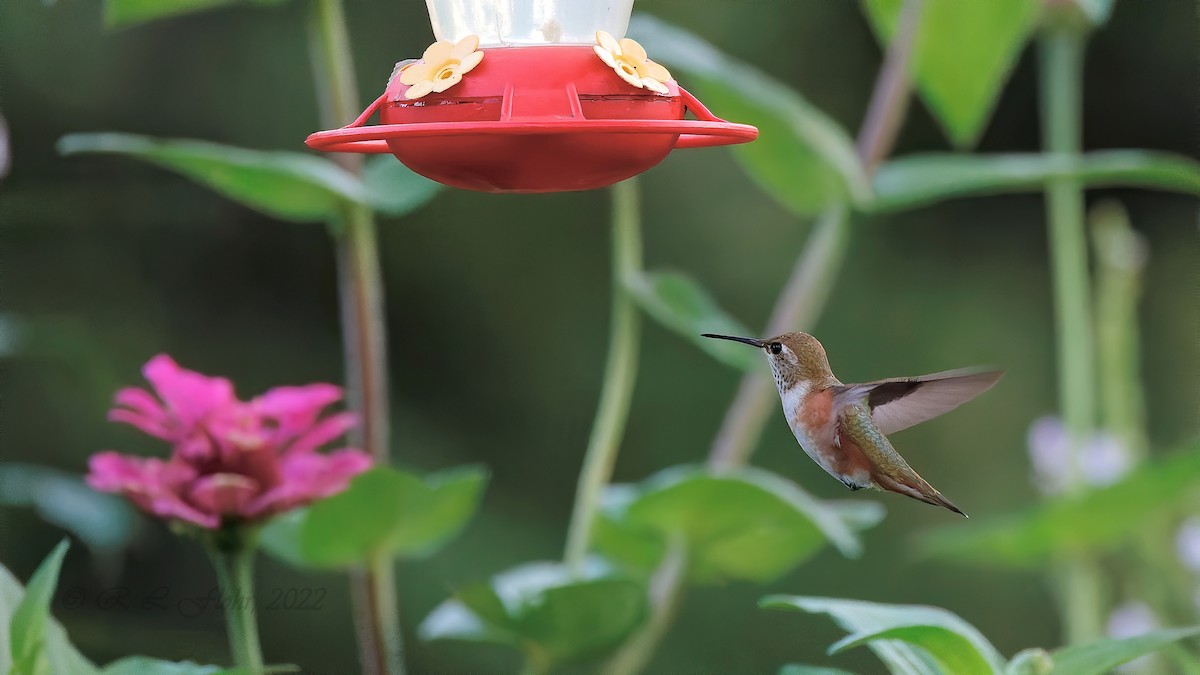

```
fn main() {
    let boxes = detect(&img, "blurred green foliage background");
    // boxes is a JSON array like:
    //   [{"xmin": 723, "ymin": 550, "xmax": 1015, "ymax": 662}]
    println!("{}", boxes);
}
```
[{"xmin": 1, "ymin": 0, "xmax": 1196, "ymax": 672}]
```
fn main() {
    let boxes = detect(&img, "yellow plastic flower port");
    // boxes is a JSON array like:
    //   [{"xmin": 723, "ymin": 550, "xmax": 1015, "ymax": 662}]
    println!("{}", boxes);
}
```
[
  {"xmin": 593, "ymin": 31, "xmax": 672, "ymax": 95},
  {"xmin": 400, "ymin": 36, "xmax": 485, "ymax": 100},
  {"xmin": 388, "ymin": 59, "xmax": 418, "ymax": 88}
]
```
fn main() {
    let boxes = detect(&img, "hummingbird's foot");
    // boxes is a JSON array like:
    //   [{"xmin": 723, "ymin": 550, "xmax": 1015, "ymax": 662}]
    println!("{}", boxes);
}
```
[{"xmin": 839, "ymin": 478, "xmax": 864, "ymax": 491}]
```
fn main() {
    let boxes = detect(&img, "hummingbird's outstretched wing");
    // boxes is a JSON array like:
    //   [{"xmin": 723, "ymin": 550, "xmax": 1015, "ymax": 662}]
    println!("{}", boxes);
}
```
[{"xmin": 832, "ymin": 368, "xmax": 1003, "ymax": 436}]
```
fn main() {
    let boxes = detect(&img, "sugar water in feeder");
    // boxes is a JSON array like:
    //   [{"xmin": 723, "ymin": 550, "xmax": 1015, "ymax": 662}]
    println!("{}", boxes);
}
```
[{"xmin": 305, "ymin": 0, "xmax": 757, "ymax": 193}]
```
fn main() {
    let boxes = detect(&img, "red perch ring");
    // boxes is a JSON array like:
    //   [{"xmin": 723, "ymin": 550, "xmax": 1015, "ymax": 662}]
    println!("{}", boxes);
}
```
[{"xmin": 305, "ymin": 46, "xmax": 758, "ymax": 193}]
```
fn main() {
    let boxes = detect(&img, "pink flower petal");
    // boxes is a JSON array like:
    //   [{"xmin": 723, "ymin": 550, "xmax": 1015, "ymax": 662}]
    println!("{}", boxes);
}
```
[
  {"xmin": 113, "ymin": 387, "xmax": 168, "ymax": 421},
  {"xmin": 284, "ymin": 448, "xmax": 373, "ymax": 495},
  {"xmin": 143, "ymin": 354, "xmax": 236, "ymax": 428},
  {"xmin": 107, "ymin": 409, "xmax": 172, "ymax": 439},
  {"xmin": 189, "ymin": 473, "xmax": 260, "ymax": 518},
  {"xmin": 286, "ymin": 412, "xmax": 359, "ymax": 455},
  {"xmin": 222, "ymin": 442, "xmax": 283, "ymax": 492},
  {"xmin": 253, "ymin": 384, "xmax": 342, "ymax": 418},
  {"xmin": 87, "ymin": 452, "xmax": 215, "ymax": 527},
  {"xmin": 253, "ymin": 384, "xmax": 343, "ymax": 443},
  {"xmin": 87, "ymin": 452, "xmax": 193, "ymax": 491},
  {"xmin": 176, "ymin": 434, "xmax": 218, "ymax": 463},
  {"xmin": 247, "ymin": 449, "xmax": 371, "ymax": 518},
  {"xmin": 148, "ymin": 495, "xmax": 220, "ymax": 529},
  {"xmin": 86, "ymin": 451, "xmax": 150, "ymax": 492}
]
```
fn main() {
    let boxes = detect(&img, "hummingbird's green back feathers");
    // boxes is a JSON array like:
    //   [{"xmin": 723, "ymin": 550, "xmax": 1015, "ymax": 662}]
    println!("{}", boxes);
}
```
[{"xmin": 837, "ymin": 402, "xmax": 967, "ymax": 516}]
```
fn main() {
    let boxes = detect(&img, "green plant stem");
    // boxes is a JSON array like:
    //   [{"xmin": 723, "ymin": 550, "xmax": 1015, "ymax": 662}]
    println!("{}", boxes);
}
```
[
  {"xmin": 1090, "ymin": 204, "xmax": 1183, "ymax": 660},
  {"xmin": 603, "ymin": 539, "xmax": 687, "ymax": 675},
  {"xmin": 1040, "ymin": 26, "xmax": 1097, "ymax": 468},
  {"xmin": 612, "ymin": 0, "xmax": 924, "ymax": 669},
  {"xmin": 1054, "ymin": 556, "xmax": 1106, "ymax": 647},
  {"xmin": 211, "ymin": 548, "xmax": 265, "ymax": 674},
  {"xmin": 1040, "ymin": 24, "xmax": 1102, "ymax": 645},
  {"xmin": 1090, "ymin": 201, "xmax": 1147, "ymax": 459},
  {"xmin": 564, "ymin": 179, "xmax": 644, "ymax": 575},
  {"xmin": 857, "ymin": 0, "xmax": 925, "ymax": 174},
  {"xmin": 306, "ymin": 0, "xmax": 401, "ymax": 672}
]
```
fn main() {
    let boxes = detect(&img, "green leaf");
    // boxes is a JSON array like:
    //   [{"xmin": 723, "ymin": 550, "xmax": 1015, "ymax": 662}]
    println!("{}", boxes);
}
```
[
  {"xmin": 259, "ymin": 466, "xmax": 488, "ymax": 568},
  {"xmin": 419, "ymin": 560, "xmax": 647, "ymax": 666},
  {"xmin": 1046, "ymin": 627, "xmax": 1200, "ymax": 675},
  {"xmin": 921, "ymin": 447, "xmax": 1200, "ymax": 569},
  {"xmin": 780, "ymin": 666, "xmax": 859, "ymax": 675},
  {"xmin": 1, "ymin": 541, "xmax": 98, "ymax": 675},
  {"xmin": 596, "ymin": 466, "xmax": 881, "ymax": 584},
  {"xmin": 417, "ymin": 599, "xmax": 518, "ymax": 648},
  {"xmin": 762, "ymin": 596, "xmax": 1005, "ymax": 675},
  {"xmin": 58, "ymin": 133, "xmax": 367, "ymax": 222},
  {"xmin": 625, "ymin": 270, "xmax": 761, "ymax": 372},
  {"xmin": 0, "ymin": 464, "xmax": 139, "ymax": 554},
  {"xmin": 872, "ymin": 151, "xmax": 1200, "ymax": 212},
  {"xmin": 10, "ymin": 541, "xmax": 70, "ymax": 675},
  {"xmin": 362, "ymin": 156, "xmax": 443, "ymax": 217},
  {"xmin": 100, "ymin": 657, "xmax": 227, "ymax": 674},
  {"xmin": 101, "ymin": 659, "xmax": 297, "ymax": 675},
  {"xmin": 1005, "ymin": 649, "xmax": 1053, "ymax": 675},
  {"xmin": 104, "ymin": 0, "xmax": 288, "ymax": 29},
  {"xmin": 862, "ymin": 0, "xmax": 1038, "ymax": 147},
  {"xmin": 827, "ymin": 500, "xmax": 889, "ymax": 532},
  {"xmin": 255, "ymin": 510, "xmax": 308, "ymax": 568},
  {"xmin": 629, "ymin": 14, "xmax": 868, "ymax": 216}
]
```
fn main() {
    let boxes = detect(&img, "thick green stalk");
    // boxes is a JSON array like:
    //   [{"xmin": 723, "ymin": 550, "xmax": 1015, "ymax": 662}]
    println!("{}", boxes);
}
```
[
  {"xmin": 564, "ymin": 179, "xmax": 644, "ymax": 575},
  {"xmin": 1040, "ymin": 24, "xmax": 1102, "ymax": 645},
  {"xmin": 1090, "ymin": 201, "xmax": 1147, "ymax": 459},
  {"xmin": 1040, "ymin": 27, "xmax": 1097, "ymax": 465},
  {"xmin": 1054, "ymin": 558, "xmax": 1105, "ymax": 648},
  {"xmin": 1090, "ymin": 204, "xmax": 1184, "ymax": 664},
  {"xmin": 306, "ymin": 0, "xmax": 401, "ymax": 672},
  {"xmin": 211, "ymin": 548, "xmax": 265, "ymax": 674}
]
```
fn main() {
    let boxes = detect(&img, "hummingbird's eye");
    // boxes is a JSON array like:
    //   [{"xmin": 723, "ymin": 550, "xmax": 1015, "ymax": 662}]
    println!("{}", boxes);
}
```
[{"xmin": 768, "ymin": 343, "xmax": 783, "ymax": 355}]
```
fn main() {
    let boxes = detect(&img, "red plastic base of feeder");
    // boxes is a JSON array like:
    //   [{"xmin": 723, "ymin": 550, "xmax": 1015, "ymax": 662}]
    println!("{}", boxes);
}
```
[{"xmin": 305, "ymin": 46, "xmax": 757, "ymax": 193}]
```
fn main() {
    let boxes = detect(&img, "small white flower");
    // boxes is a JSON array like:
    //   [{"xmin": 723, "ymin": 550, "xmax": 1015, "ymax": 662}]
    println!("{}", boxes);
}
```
[
  {"xmin": 1177, "ymin": 517, "xmax": 1200, "ymax": 572},
  {"xmin": 1107, "ymin": 602, "xmax": 1160, "ymax": 674},
  {"xmin": 1080, "ymin": 432, "xmax": 1133, "ymax": 487},
  {"xmin": 1026, "ymin": 417, "xmax": 1134, "ymax": 494},
  {"xmin": 1028, "ymin": 417, "xmax": 1071, "ymax": 495},
  {"xmin": 1107, "ymin": 601, "xmax": 1158, "ymax": 639}
]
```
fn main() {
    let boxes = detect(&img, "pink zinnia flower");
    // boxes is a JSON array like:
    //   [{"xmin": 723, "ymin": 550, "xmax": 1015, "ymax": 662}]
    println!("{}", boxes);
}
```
[{"xmin": 87, "ymin": 355, "xmax": 372, "ymax": 529}]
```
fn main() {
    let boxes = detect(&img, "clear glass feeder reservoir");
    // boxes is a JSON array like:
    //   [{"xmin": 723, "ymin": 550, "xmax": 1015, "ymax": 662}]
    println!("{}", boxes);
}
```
[
  {"xmin": 306, "ymin": 0, "xmax": 758, "ymax": 193},
  {"xmin": 427, "ymin": 0, "xmax": 635, "ymax": 46}
]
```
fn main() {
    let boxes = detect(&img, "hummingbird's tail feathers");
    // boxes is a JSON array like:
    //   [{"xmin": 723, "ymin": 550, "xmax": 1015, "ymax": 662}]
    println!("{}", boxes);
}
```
[
  {"xmin": 924, "ymin": 491, "xmax": 967, "ymax": 518},
  {"xmin": 873, "ymin": 472, "xmax": 968, "ymax": 517}
]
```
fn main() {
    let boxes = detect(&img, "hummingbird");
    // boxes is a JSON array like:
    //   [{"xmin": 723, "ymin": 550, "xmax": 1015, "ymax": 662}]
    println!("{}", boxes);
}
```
[{"xmin": 702, "ymin": 332, "xmax": 1002, "ymax": 516}]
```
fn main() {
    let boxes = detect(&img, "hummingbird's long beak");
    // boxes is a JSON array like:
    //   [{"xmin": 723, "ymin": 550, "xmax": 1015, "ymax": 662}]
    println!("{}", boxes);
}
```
[{"xmin": 701, "ymin": 334, "xmax": 765, "ymax": 348}]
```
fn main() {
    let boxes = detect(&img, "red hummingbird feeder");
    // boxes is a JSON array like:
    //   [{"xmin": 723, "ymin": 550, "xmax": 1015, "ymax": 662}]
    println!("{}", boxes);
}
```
[{"xmin": 305, "ymin": 0, "xmax": 758, "ymax": 193}]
